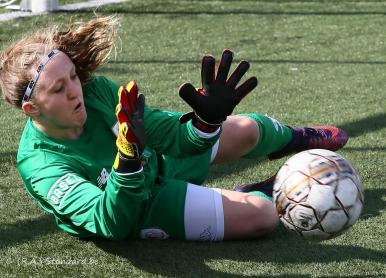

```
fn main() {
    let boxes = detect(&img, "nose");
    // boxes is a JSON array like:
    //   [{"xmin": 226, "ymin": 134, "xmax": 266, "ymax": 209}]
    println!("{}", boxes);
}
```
[{"xmin": 67, "ymin": 80, "xmax": 82, "ymax": 99}]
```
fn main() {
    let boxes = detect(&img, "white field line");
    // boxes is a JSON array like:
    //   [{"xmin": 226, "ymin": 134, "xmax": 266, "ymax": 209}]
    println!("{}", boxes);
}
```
[{"xmin": 0, "ymin": 0, "xmax": 127, "ymax": 22}]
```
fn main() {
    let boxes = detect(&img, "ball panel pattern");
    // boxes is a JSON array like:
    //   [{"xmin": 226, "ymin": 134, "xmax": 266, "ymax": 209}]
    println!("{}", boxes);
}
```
[{"xmin": 273, "ymin": 149, "xmax": 364, "ymax": 240}]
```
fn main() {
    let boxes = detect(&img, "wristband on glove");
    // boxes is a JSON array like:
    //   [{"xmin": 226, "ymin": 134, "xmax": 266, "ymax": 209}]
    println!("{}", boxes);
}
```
[
  {"xmin": 179, "ymin": 49, "xmax": 258, "ymax": 132},
  {"xmin": 180, "ymin": 111, "xmax": 221, "ymax": 133},
  {"xmin": 113, "ymin": 81, "xmax": 146, "ymax": 174}
]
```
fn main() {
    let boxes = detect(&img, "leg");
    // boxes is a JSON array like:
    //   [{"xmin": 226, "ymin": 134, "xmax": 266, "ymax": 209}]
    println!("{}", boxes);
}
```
[
  {"xmin": 214, "ymin": 113, "xmax": 349, "ymax": 164},
  {"xmin": 183, "ymin": 184, "xmax": 278, "ymax": 240},
  {"xmin": 212, "ymin": 115, "xmax": 260, "ymax": 164},
  {"xmin": 221, "ymin": 189, "xmax": 279, "ymax": 239},
  {"xmin": 140, "ymin": 181, "xmax": 278, "ymax": 241}
]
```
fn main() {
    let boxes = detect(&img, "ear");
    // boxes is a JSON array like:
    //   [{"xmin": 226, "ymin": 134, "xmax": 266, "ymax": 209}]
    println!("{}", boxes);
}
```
[{"xmin": 22, "ymin": 101, "xmax": 40, "ymax": 117}]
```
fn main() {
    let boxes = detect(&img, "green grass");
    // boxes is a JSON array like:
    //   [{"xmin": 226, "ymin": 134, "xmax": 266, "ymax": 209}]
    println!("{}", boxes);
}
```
[{"xmin": 1, "ymin": 1, "xmax": 386, "ymax": 277}]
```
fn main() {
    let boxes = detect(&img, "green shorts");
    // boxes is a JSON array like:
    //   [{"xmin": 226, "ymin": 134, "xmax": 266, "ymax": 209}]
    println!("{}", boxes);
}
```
[
  {"xmin": 138, "ymin": 147, "xmax": 219, "ymax": 240},
  {"xmin": 160, "ymin": 146, "xmax": 214, "ymax": 185}
]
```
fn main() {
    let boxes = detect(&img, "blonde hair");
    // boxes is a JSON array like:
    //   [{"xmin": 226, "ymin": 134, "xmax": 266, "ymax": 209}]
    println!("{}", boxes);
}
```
[{"xmin": 0, "ymin": 16, "xmax": 117, "ymax": 108}]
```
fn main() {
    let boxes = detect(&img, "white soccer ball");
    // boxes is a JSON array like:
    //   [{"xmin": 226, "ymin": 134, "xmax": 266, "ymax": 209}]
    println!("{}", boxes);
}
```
[{"xmin": 273, "ymin": 149, "xmax": 364, "ymax": 240}]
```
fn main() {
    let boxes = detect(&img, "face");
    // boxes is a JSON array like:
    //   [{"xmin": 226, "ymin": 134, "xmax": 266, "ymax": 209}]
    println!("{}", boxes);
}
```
[{"xmin": 29, "ymin": 52, "xmax": 87, "ymax": 134}]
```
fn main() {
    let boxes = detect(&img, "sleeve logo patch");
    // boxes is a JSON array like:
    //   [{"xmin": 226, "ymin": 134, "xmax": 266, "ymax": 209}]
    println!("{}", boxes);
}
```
[
  {"xmin": 47, "ymin": 174, "xmax": 82, "ymax": 208},
  {"xmin": 112, "ymin": 121, "xmax": 119, "ymax": 137}
]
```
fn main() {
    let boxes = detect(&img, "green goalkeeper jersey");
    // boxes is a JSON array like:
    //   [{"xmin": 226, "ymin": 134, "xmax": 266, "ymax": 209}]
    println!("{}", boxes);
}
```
[{"xmin": 17, "ymin": 76, "xmax": 219, "ymax": 240}]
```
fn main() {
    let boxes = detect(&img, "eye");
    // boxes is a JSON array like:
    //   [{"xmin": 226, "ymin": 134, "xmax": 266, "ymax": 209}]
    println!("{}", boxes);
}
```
[
  {"xmin": 54, "ymin": 85, "xmax": 64, "ymax": 93},
  {"xmin": 70, "ymin": 72, "xmax": 78, "ymax": 80}
]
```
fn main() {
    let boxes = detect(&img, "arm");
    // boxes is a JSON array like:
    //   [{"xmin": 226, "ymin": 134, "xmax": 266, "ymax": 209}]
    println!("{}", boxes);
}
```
[
  {"xmin": 143, "ymin": 107, "xmax": 220, "ymax": 157},
  {"xmin": 144, "ymin": 49, "xmax": 258, "ymax": 157},
  {"xmin": 22, "ymin": 82, "xmax": 147, "ymax": 240},
  {"xmin": 23, "ymin": 160, "xmax": 146, "ymax": 239},
  {"xmin": 94, "ymin": 76, "xmax": 221, "ymax": 158}
]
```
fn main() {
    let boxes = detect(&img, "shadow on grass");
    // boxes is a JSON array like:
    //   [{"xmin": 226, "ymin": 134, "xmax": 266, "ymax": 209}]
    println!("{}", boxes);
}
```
[
  {"xmin": 93, "ymin": 228, "xmax": 385, "ymax": 277},
  {"xmin": 344, "ymin": 146, "xmax": 386, "ymax": 152},
  {"xmin": 91, "ymin": 185, "xmax": 385, "ymax": 277},
  {"xmin": 58, "ymin": 7, "xmax": 386, "ymax": 16},
  {"xmin": 207, "ymin": 158, "xmax": 280, "ymax": 186},
  {"xmin": 362, "ymin": 188, "xmax": 386, "ymax": 220},
  {"xmin": 0, "ymin": 214, "xmax": 57, "ymax": 249},
  {"xmin": 106, "ymin": 59, "xmax": 386, "ymax": 65},
  {"xmin": 339, "ymin": 112, "xmax": 386, "ymax": 139}
]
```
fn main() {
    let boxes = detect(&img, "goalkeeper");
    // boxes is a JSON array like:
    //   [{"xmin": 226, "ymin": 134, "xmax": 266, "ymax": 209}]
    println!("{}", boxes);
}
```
[{"xmin": 0, "ymin": 17, "xmax": 348, "ymax": 240}]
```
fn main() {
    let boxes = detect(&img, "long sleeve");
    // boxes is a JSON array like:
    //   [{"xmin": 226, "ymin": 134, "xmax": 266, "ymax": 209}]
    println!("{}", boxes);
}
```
[
  {"xmin": 143, "ymin": 107, "xmax": 220, "ymax": 158},
  {"xmin": 90, "ymin": 76, "xmax": 221, "ymax": 158},
  {"xmin": 21, "ymin": 159, "xmax": 147, "ymax": 240}
]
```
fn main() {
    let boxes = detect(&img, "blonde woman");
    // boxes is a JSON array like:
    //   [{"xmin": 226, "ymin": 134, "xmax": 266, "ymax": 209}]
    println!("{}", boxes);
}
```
[{"xmin": 0, "ymin": 17, "xmax": 348, "ymax": 240}]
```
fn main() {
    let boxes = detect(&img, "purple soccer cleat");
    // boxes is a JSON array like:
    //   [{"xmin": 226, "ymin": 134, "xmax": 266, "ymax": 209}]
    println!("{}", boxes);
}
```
[{"xmin": 268, "ymin": 126, "xmax": 349, "ymax": 160}]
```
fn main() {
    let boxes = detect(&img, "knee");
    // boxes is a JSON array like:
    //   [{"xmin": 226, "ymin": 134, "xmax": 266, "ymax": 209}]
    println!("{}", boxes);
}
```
[
  {"xmin": 246, "ymin": 198, "xmax": 279, "ymax": 236},
  {"xmin": 255, "ymin": 200, "xmax": 279, "ymax": 233},
  {"xmin": 222, "ymin": 191, "xmax": 279, "ymax": 239},
  {"xmin": 237, "ymin": 116, "xmax": 260, "ymax": 150}
]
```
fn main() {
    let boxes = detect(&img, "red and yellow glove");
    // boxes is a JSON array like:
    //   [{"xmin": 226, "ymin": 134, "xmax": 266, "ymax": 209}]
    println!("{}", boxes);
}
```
[{"xmin": 113, "ymin": 81, "xmax": 146, "ymax": 174}]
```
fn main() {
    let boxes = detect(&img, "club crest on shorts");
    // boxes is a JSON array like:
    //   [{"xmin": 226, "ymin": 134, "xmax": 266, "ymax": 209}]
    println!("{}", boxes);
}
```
[{"xmin": 140, "ymin": 228, "xmax": 170, "ymax": 239}]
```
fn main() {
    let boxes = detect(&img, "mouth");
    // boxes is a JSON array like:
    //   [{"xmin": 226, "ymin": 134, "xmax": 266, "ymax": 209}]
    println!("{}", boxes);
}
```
[{"xmin": 74, "ymin": 102, "xmax": 82, "ymax": 112}]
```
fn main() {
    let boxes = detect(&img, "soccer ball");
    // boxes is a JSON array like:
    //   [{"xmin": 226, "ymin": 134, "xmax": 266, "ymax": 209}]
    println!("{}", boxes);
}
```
[{"xmin": 273, "ymin": 149, "xmax": 364, "ymax": 240}]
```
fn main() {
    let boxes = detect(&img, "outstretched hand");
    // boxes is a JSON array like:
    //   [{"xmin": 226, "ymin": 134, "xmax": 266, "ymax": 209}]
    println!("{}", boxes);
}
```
[
  {"xmin": 179, "ymin": 49, "xmax": 258, "ymax": 132},
  {"xmin": 115, "ymin": 81, "xmax": 146, "ymax": 159}
]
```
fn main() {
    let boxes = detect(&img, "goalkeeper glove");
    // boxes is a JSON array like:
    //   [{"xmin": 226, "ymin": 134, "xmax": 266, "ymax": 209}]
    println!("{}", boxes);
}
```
[
  {"xmin": 179, "ymin": 49, "xmax": 258, "ymax": 132},
  {"xmin": 113, "ymin": 81, "xmax": 146, "ymax": 174}
]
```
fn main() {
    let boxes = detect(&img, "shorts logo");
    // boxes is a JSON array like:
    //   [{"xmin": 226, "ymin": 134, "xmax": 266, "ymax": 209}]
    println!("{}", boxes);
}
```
[
  {"xmin": 112, "ymin": 122, "xmax": 119, "ymax": 137},
  {"xmin": 47, "ymin": 174, "xmax": 82, "ymax": 208},
  {"xmin": 199, "ymin": 226, "xmax": 213, "ymax": 241},
  {"xmin": 140, "ymin": 228, "xmax": 170, "ymax": 240},
  {"xmin": 265, "ymin": 114, "xmax": 283, "ymax": 134}
]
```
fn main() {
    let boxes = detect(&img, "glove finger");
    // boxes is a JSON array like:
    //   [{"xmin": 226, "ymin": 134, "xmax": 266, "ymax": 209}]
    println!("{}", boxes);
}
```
[
  {"xmin": 216, "ymin": 49, "xmax": 233, "ymax": 84},
  {"xmin": 115, "ymin": 103, "xmax": 127, "ymax": 123},
  {"xmin": 117, "ymin": 86, "xmax": 126, "ymax": 115},
  {"xmin": 117, "ymin": 86, "xmax": 124, "ymax": 102},
  {"xmin": 201, "ymin": 55, "xmax": 215, "ymax": 89},
  {"xmin": 118, "ymin": 87, "xmax": 133, "ymax": 120},
  {"xmin": 131, "ymin": 94, "xmax": 146, "ymax": 151},
  {"xmin": 226, "ymin": 60, "xmax": 250, "ymax": 89},
  {"xmin": 179, "ymin": 82, "xmax": 203, "ymax": 108},
  {"xmin": 235, "ymin": 76, "xmax": 258, "ymax": 100},
  {"xmin": 125, "ymin": 81, "xmax": 138, "ymax": 113},
  {"xmin": 136, "ymin": 93, "xmax": 145, "ymax": 117},
  {"xmin": 116, "ymin": 87, "xmax": 130, "ymax": 124}
]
